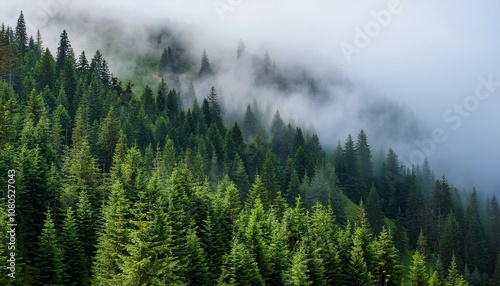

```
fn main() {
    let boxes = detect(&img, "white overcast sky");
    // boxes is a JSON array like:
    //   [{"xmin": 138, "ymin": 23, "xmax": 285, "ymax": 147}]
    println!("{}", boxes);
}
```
[{"xmin": 2, "ymin": 0, "xmax": 500, "ymax": 193}]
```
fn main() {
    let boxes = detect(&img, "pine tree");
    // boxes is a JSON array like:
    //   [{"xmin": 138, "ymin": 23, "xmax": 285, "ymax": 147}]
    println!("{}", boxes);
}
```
[
  {"xmin": 349, "ymin": 233, "xmax": 372, "ymax": 286},
  {"xmin": 428, "ymin": 270, "xmax": 442, "ymax": 286},
  {"xmin": 266, "ymin": 212, "xmax": 289, "ymax": 286},
  {"xmin": 365, "ymin": 185, "xmax": 384, "ymax": 235},
  {"xmin": 92, "ymin": 183, "xmax": 129, "ymax": 285},
  {"xmin": 157, "ymin": 78, "xmax": 167, "ymax": 113},
  {"xmin": 243, "ymin": 104, "xmax": 258, "ymax": 139},
  {"xmin": 408, "ymin": 251, "xmax": 428, "ymax": 286},
  {"xmin": 118, "ymin": 187, "xmax": 176, "ymax": 285},
  {"xmin": 34, "ymin": 210, "xmax": 64, "ymax": 286},
  {"xmin": 339, "ymin": 134, "xmax": 362, "ymax": 203},
  {"xmin": 61, "ymin": 207, "xmax": 89, "ymax": 286},
  {"xmin": 199, "ymin": 49, "xmax": 213, "ymax": 77},
  {"xmin": 440, "ymin": 212, "xmax": 462, "ymax": 269},
  {"xmin": 75, "ymin": 190, "xmax": 97, "ymax": 272},
  {"xmin": 446, "ymin": 253, "xmax": 467, "ymax": 286},
  {"xmin": 464, "ymin": 189, "xmax": 484, "ymax": 272},
  {"xmin": 207, "ymin": 85, "xmax": 223, "ymax": 132},
  {"xmin": 286, "ymin": 240, "xmax": 312, "ymax": 286},
  {"xmin": 356, "ymin": 129, "xmax": 373, "ymax": 193},
  {"xmin": 379, "ymin": 148, "xmax": 401, "ymax": 216},
  {"xmin": 373, "ymin": 226, "xmax": 403, "ymax": 286},
  {"xmin": 56, "ymin": 30, "xmax": 73, "ymax": 75},
  {"xmin": 97, "ymin": 107, "xmax": 120, "ymax": 172},
  {"xmin": 35, "ymin": 48, "xmax": 56, "ymax": 90},
  {"xmin": 15, "ymin": 11, "xmax": 28, "ymax": 57},
  {"xmin": 246, "ymin": 175, "xmax": 270, "ymax": 210},
  {"xmin": 184, "ymin": 226, "xmax": 210, "ymax": 285},
  {"xmin": 218, "ymin": 238, "xmax": 264, "ymax": 286},
  {"xmin": 416, "ymin": 229, "xmax": 428, "ymax": 261}
]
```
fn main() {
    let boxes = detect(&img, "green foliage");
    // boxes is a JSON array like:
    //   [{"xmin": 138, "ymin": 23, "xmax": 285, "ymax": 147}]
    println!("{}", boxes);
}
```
[
  {"xmin": 0, "ymin": 22, "xmax": 496, "ymax": 285},
  {"xmin": 408, "ymin": 251, "xmax": 428, "ymax": 286},
  {"xmin": 373, "ymin": 227, "xmax": 402, "ymax": 286},
  {"xmin": 61, "ymin": 207, "xmax": 89, "ymax": 286},
  {"xmin": 446, "ymin": 254, "xmax": 468, "ymax": 286},
  {"xmin": 34, "ymin": 210, "xmax": 64, "ymax": 286}
]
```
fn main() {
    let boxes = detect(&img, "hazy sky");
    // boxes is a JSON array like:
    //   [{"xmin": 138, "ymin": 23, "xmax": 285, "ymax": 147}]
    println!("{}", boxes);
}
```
[{"xmin": 2, "ymin": 0, "xmax": 500, "ymax": 193}]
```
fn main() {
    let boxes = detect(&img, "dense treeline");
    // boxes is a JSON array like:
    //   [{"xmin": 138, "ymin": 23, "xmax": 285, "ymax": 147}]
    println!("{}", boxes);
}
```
[{"xmin": 1, "ymin": 12, "xmax": 500, "ymax": 286}]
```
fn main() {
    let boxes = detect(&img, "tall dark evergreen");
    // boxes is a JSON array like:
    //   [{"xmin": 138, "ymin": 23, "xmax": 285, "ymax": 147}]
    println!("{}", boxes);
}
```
[
  {"xmin": 56, "ymin": 30, "xmax": 73, "ymax": 75},
  {"xmin": 356, "ymin": 129, "xmax": 373, "ymax": 194},
  {"xmin": 15, "ymin": 11, "xmax": 28, "ymax": 57},
  {"xmin": 34, "ymin": 210, "xmax": 64, "ymax": 286},
  {"xmin": 199, "ymin": 49, "xmax": 212, "ymax": 77}
]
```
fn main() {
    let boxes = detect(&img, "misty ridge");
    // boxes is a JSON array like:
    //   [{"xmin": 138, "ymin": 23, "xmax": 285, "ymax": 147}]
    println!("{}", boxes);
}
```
[
  {"xmin": 14, "ymin": 1, "xmax": 499, "ymax": 195},
  {"xmin": 47, "ymin": 6, "xmax": 423, "ymax": 152}
]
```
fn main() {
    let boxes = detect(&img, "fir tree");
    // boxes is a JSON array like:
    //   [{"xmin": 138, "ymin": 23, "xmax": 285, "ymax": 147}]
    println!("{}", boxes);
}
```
[
  {"xmin": 34, "ymin": 210, "xmax": 64, "ymax": 286},
  {"xmin": 408, "ymin": 251, "xmax": 428, "ymax": 286},
  {"xmin": 373, "ymin": 226, "xmax": 403, "ymax": 286},
  {"xmin": 15, "ymin": 11, "xmax": 28, "ymax": 57},
  {"xmin": 61, "ymin": 207, "xmax": 89, "ymax": 286},
  {"xmin": 92, "ymin": 183, "xmax": 129, "ymax": 285},
  {"xmin": 199, "ymin": 49, "xmax": 213, "ymax": 77},
  {"xmin": 446, "ymin": 253, "xmax": 467, "ymax": 286}
]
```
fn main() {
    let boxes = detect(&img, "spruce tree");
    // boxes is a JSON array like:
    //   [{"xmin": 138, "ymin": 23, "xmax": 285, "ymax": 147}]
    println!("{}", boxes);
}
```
[
  {"xmin": 365, "ymin": 185, "xmax": 384, "ymax": 235},
  {"xmin": 34, "ymin": 210, "xmax": 64, "ymax": 286},
  {"xmin": 408, "ymin": 251, "xmax": 428, "ymax": 286},
  {"xmin": 218, "ymin": 238, "xmax": 264, "ymax": 286},
  {"xmin": 199, "ymin": 49, "xmax": 212, "ymax": 77},
  {"xmin": 56, "ymin": 30, "xmax": 73, "ymax": 75},
  {"xmin": 446, "ymin": 253, "xmax": 467, "ymax": 286},
  {"xmin": 373, "ymin": 226, "xmax": 402, "ymax": 286},
  {"xmin": 61, "ymin": 207, "xmax": 88, "ymax": 286},
  {"xmin": 286, "ymin": 240, "xmax": 312, "ymax": 286},
  {"xmin": 92, "ymin": 183, "xmax": 129, "ymax": 285},
  {"xmin": 15, "ymin": 11, "xmax": 27, "ymax": 57}
]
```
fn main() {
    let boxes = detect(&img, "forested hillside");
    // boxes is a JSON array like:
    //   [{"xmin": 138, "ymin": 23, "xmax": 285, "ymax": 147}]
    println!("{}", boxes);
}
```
[{"xmin": 1, "ymin": 12, "xmax": 500, "ymax": 286}]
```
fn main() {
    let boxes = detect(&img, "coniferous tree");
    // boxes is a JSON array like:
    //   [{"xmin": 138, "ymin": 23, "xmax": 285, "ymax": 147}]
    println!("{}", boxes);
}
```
[
  {"xmin": 76, "ymin": 190, "xmax": 97, "ymax": 273},
  {"xmin": 92, "ymin": 183, "xmax": 129, "ymax": 286},
  {"xmin": 373, "ymin": 226, "xmax": 403, "ymax": 286},
  {"xmin": 408, "ymin": 251, "xmax": 428, "ymax": 286},
  {"xmin": 61, "ymin": 207, "xmax": 89, "ymax": 286},
  {"xmin": 243, "ymin": 104, "xmax": 258, "ymax": 139},
  {"xmin": 56, "ymin": 30, "xmax": 74, "ymax": 75},
  {"xmin": 199, "ymin": 49, "xmax": 212, "ymax": 78},
  {"xmin": 15, "ymin": 11, "xmax": 28, "ymax": 57},
  {"xmin": 286, "ymin": 240, "xmax": 312, "ymax": 286},
  {"xmin": 446, "ymin": 253, "xmax": 467, "ymax": 286},
  {"xmin": 356, "ymin": 129, "xmax": 373, "ymax": 194},
  {"xmin": 97, "ymin": 107, "xmax": 120, "ymax": 172},
  {"xmin": 464, "ymin": 189, "xmax": 484, "ymax": 272},
  {"xmin": 35, "ymin": 48, "xmax": 56, "ymax": 90},
  {"xmin": 365, "ymin": 185, "xmax": 384, "ymax": 235},
  {"xmin": 349, "ymin": 233, "xmax": 372, "ymax": 286},
  {"xmin": 184, "ymin": 226, "xmax": 210, "ymax": 286},
  {"xmin": 207, "ymin": 85, "xmax": 223, "ymax": 132},
  {"xmin": 440, "ymin": 212, "xmax": 462, "ymax": 269},
  {"xmin": 34, "ymin": 210, "xmax": 64, "ymax": 286},
  {"xmin": 339, "ymin": 134, "xmax": 363, "ymax": 203},
  {"xmin": 379, "ymin": 148, "xmax": 402, "ymax": 216},
  {"xmin": 218, "ymin": 237, "xmax": 264, "ymax": 286}
]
